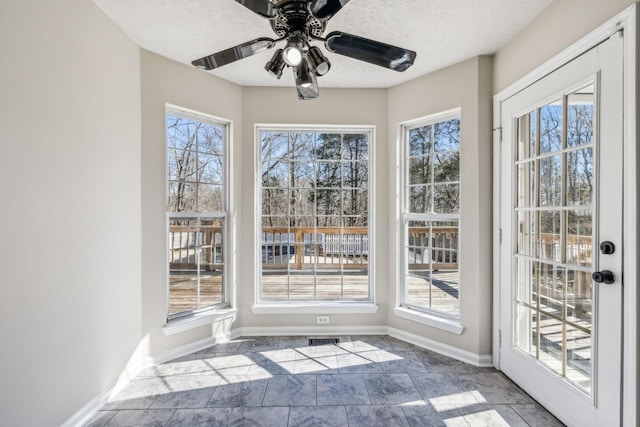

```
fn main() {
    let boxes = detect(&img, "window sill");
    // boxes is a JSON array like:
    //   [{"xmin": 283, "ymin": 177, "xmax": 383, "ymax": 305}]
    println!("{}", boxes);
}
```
[
  {"xmin": 252, "ymin": 303, "xmax": 379, "ymax": 315},
  {"xmin": 163, "ymin": 308, "xmax": 237, "ymax": 336},
  {"xmin": 393, "ymin": 307, "xmax": 464, "ymax": 335}
]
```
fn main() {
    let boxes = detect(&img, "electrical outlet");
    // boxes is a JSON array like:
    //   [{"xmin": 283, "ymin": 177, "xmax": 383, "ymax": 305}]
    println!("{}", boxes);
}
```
[{"xmin": 316, "ymin": 315, "xmax": 330, "ymax": 324}]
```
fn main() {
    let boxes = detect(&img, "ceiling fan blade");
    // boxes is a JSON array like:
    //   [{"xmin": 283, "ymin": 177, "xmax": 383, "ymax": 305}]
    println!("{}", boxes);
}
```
[
  {"xmin": 324, "ymin": 31, "xmax": 416, "ymax": 72},
  {"xmin": 234, "ymin": 0, "xmax": 277, "ymax": 18},
  {"xmin": 192, "ymin": 38, "xmax": 275, "ymax": 70},
  {"xmin": 310, "ymin": 0, "xmax": 350, "ymax": 20}
]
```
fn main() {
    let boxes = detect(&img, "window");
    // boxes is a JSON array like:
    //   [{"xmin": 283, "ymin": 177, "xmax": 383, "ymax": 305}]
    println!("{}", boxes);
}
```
[
  {"xmin": 258, "ymin": 128, "xmax": 372, "ymax": 302},
  {"xmin": 166, "ymin": 106, "xmax": 228, "ymax": 320},
  {"xmin": 401, "ymin": 110, "xmax": 460, "ymax": 317}
]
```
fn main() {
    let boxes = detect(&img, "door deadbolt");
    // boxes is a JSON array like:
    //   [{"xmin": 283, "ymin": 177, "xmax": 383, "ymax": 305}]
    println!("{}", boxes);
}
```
[
  {"xmin": 600, "ymin": 241, "xmax": 615, "ymax": 255},
  {"xmin": 592, "ymin": 270, "xmax": 615, "ymax": 284}
]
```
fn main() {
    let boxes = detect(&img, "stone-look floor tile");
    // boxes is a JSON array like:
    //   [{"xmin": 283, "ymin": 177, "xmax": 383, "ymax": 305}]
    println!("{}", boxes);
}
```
[
  {"xmin": 378, "ymin": 350, "xmax": 429, "ymax": 374},
  {"xmin": 402, "ymin": 403, "xmax": 469, "ymax": 427},
  {"xmin": 288, "ymin": 406, "xmax": 348, "ymax": 427},
  {"xmin": 458, "ymin": 404, "xmax": 529, "ymax": 426},
  {"xmin": 317, "ymin": 374, "xmax": 371, "ymax": 405},
  {"xmin": 337, "ymin": 351, "xmax": 385, "ymax": 373},
  {"xmin": 277, "ymin": 336, "xmax": 310, "ymax": 349},
  {"xmin": 415, "ymin": 349, "xmax": 496, "ymax": 374},
  {"xmin": 104, "ymin": 409, "xmax": 175, "ymax": 427},
  {"xmin": 346, "ymin": 405, "xmax": 410, "ymax": 427},
  {"xmin": 262, "ymin": 375, "xmax": 317, "ymax": 406},
  {"xmin": 410, "ymin": 373, "xmax": 479, "ymax": 406},
  {"xmin": 294, "ymin": 355, "xmax": 339, "ymax": 374},
  {"xmin": 237, "ymin": 336, "xmax": 281, "ymax": 353},
  {"xmin": 456, "ymin": 372, "xmax": 533, "ymax": 404},
  {"xmin": 206, "ymin": 377, "xmax": 269, "ymax": 407},
  {"xmin": 150, "ymin": 387, "xmax": 215, "ymax": 409},
  {"xmin": 510, "ymin": 404, "xmax": 565, "ymax": 427},
  {"xmin": 246, "ymin": 351, "xmax": 297, "ymax": 375},
  {"xmin": 83, "ymin": 410, "xmax": 117, "ymax": 427},
  {"xmin": 296, "ymin": 344, "xmax": 350, "ymax": 359},
  {"xmin": 387, "ymin": 337, "xmax": 419, "ymax": 352},
  {"xmin": 103, "ymin": 377, "xmax": 169, "ymax": 410},
  {"xmin": 343, "ymin": 335, "xmax": 393, "ymax": 351},
  {"xmin": 157, "ymin": 356, "xmax": 211, "ymax": 376},
  {"xmin": 228, "ymin": 406, "xmax": 289, "ymax": 427},
  {"xmin": 166, "ymin": 408, "xmax": 232, "ymax": 426},
  {"xmin": 204, "ymin": 353, "xmax": 256, "ymax": 375},
  {"xmin": 363, "ymin": 373, "xmax": 423, "ymax": 405},
  {"xmin": 195, "ymin": 341, "xmax": 243, "ymax": 355},
  {"xmin": 162, "ymin": 371, "xmax": 225, "ymax": 392}
]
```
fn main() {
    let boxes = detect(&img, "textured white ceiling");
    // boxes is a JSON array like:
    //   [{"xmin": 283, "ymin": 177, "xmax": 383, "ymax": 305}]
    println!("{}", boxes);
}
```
[{"xmin": 92, "ymin": 0, "xmax": 553, "ymax": 88}]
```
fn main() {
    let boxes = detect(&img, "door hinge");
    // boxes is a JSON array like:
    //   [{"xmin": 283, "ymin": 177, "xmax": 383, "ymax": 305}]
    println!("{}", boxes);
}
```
[
  {"xmin": 493, "ymin": 127, "xmax": 503, "ymax": 144},
  {"xmin": 499, "ymin": 228, "xmax": 503, "ymax": 244},
  {"xmin": 498, "ymin": 330, "xmax": 502, "ymax": 347}
]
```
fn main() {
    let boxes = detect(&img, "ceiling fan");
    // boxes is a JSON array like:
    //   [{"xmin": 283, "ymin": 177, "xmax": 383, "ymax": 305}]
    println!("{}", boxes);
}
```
[{"xmin": 192, "ymin": 0, "xmax": 417, "ymax": 100}]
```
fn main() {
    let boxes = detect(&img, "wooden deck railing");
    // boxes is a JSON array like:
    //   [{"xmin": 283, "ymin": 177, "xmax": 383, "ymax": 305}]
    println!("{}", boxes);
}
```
[
  {"xmin": 169, "ymin": 225, "xmax": 224, "ymax": 271},
  {"xmin": 407, "ymin": 227, "xmax": 459, "ymax": 270}
]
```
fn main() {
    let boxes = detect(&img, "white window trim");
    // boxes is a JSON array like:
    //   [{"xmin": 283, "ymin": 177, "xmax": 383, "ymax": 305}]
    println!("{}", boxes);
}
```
[
  {"xmin": 253, "ymin": 124, "xmax": 376, "ymax": 309},
  {"xmin": 165, "ymin": 104, "xmax": 233, "ymax": 322},
  {"xmin": 397, "ymin": 108, "xmax": 462, "ymax": 320}
]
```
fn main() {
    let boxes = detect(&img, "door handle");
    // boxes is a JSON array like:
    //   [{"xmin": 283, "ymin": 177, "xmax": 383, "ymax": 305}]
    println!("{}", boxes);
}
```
[{"xmin": 592, "ymin": 270, "xmax": 615, "ymax": 284}]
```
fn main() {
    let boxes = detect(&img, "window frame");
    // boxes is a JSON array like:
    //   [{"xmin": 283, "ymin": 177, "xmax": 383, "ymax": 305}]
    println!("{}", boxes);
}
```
[
  {"xmin": 399, "ymin": 108, "xmax": 462, "ymax": 320},
  {"xmin": 254, "ymin": 124, "xmax": 376, "ymax": 307},
  {"xmin": 165, "ymin": 104, "xmax": 231, "ymax": 321}
]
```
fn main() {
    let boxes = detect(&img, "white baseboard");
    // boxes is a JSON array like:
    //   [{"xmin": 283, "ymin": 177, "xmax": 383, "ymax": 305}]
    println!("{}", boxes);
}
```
[
  {"xmin": 231, "ymin": 324, "xmax": 388, "ymax": 337},
  {"xmin": 387, "ymin": 326, "xmax": 493, "ymax": 367}
]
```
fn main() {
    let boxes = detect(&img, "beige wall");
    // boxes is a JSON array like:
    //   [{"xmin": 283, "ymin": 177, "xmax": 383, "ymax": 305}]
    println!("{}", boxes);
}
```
[
  {"xmin": 140, "ymin": 50, "xmax": 243, "ymax": 355},
  {"xmin": 387, "ymin": 57, "xmax": 494, "ymax": 355},
  {"xmin": 0, "ymin": 0, "xmax": 142, "ymax": 425},
  {"xmin": 494, "ymin": 0, "xmax": 635, "ymax": 93}
]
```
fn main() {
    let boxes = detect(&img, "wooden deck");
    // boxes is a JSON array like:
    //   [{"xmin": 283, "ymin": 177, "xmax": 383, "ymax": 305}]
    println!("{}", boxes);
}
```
[{"xmin": 169, "ymin": 266, "xmax": 460, "ymax": 317}]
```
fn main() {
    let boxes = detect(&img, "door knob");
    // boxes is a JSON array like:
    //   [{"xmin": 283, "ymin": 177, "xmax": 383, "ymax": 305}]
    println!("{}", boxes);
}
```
[
  {"xmin": 600, "ymin": 241, "xmax": 615, "ymax": 254},
  {"xmin": 592, "ymin": 270, "xmax": 615, "ymax": 284}
]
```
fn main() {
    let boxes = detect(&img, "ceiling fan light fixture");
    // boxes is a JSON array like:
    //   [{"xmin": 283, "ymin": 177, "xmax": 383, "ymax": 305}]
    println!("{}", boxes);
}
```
[
  {"xmin": 307, "ymin": 46, "xmax": 331, "ymax": 76},
  {"xmin": 294, "ymin": 58, "xmax": 314, "ymax": 88},
  {"xmin": 283, "ymin": 35, "xmax": 304, "ymax": 66},
  {"xmin": 265, "ymin": 49, "xmax": 286, "ymax": 78}
]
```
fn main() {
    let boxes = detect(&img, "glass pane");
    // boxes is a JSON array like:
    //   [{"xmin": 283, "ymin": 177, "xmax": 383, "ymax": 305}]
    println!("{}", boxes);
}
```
[
  {"xmin": 168, "ymin": 182, "xmax": 197, "ymax": 212},
  {"xmin": 196, "ymin": 123, "xmax": 223, "ymax": 154},
  {"xmin": 343, "ymin": 161, "xmax": 368, "ymax": 188},
  {"xmin": 262, "ymin": 188, "xmax": 288, "ymax": 216},
  {"xmin": 342, "ymin": 189, "xmax": 367, "ymax": 216},
  {"xmin": 316, "ymin": 274, "xmax": 344, "ymax": 300},
  {"xmin": 567, "ymin": 85, "xmax": 594, "ymax": 148},
  {"xmin": 566, "ymin": 148, "xmax": 593, "ymax": 206},
  {"xmin": 198, "ymin": 184, "xmax": 223, "ymax": 212},
  {"xmin": 316, "ymin": 216, "xmax": 341, "ymax": 228},
  {"xmin": 290, "ymin": 133, "xmax": 314, "ymax": 160},
  {"xmin": 433, "ymin": 118, "xmax": 460, "ymax": 152},
  {"xmin": 409, "ymin": 185, "xmax": 431, "ymax": 214},
  {"xmin": 517, "ymin": 210, "xmax": 535, "ymax": 256},
  {"xmin": 315, "ymin": 134, "xmax": 342, "ymax": 160},
  {"xmin": 262, "ymin": 161, "xmax": 289, "ymax": 188},
  {"xmin": 167, "ymin": 116, "xmax": 197, "ymax": 150},
  {"xmin": 566, "ymin": 210, "xmax": 592, "ymax": 267},
  {"xmin": 199, "ymin": 219, "xmax": 224, "ymax": 307},
  {"xmin": 409, "ymin": 156, "xmax": 432, "ymax": 185},
  {"xmin": 409, "ymin": 125, "xmax": 432, "ymax": 156},
  {"xmin": 516, "ymin": 161, "xmax": 535, "ymax": 208},
  {"xmin": 433, "ymin": 183, "xmax": 459, "ymax": 213},
  {"xmin": 517, "ymin": 111, "xmax": 537, "ymax": 160},
  {"xmin": 540, "ymin": 155, "xmax": 561, "ymax": 206},
  {"xmin": 292, "ymin": 161, "xmax": 315, "ymax": 183},
  {"xmin": 515, "ymin": 304, "xmax": 536, "ymax": 358},
  {"xmin": 537, "ymin": 263, "xmax": 564, "ymax": 318},
  {"xmin": 516, "ymin": 258, "xmax": 535, "ymax": 305},
  {"xmin": 342, "ymin": 134, "xmax": 369, "ymax": 160},
  {"xmin": 167, "ymin": 148, "xmax": 197, "ymax": 183},
  {"xmin": 317, "ymin": 161, "xmax": 341, "ymax": 185},
  {"xmin": 538, "ymin": 313, "xmax": 563, "ymax": 375},
  {"xmin": 566, "ymin": 324, "xmax": 591, "ymax": 393},
  {"xmin": 540, "ymin": 100, "xmax": 562, "ymax": 153},
  {"xmin": 538, "ymin": 210, "xmax": 561, "ymax": 262},
  {"xmin": 198, "ymin": 154, "xmax": 223, "ymax": 185},
  {"xmin": 261, "ymin": 132, "xmax": 289, "ymax": 162},
  {"xmin": 433, "ymin": 152, "xmax": 460, "ymax": 183}
]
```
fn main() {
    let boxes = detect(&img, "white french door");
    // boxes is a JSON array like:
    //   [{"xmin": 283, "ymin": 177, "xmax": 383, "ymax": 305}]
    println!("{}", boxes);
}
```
[{"xmin": 498, "ymin": 32, "xmax": 623, "ymax": 426}]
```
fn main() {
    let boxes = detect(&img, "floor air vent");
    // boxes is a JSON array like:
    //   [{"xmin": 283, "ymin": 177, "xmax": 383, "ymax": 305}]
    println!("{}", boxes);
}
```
[{"xmin": 308, "ymin": 338, "xmax": 340, "ymax": 346}]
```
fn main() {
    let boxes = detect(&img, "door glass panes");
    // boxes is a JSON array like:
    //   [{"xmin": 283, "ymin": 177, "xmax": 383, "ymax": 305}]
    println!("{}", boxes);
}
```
[
  {"xmin": 259, "ymin": 130, "xmax": 370, "ymax": 302},
  {"xmin": 513, "ymin": 84, "xmax": 595, "ymax": 394},
  {"xmin": 403, "ymin": 114, "xmax": 461, "ymax": 317}
]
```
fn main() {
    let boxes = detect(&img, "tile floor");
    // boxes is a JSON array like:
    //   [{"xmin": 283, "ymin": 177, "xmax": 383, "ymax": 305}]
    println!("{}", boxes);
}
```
[{"xmin": 84, "ymin": 335, "xmax": 564, "ymax": 426}]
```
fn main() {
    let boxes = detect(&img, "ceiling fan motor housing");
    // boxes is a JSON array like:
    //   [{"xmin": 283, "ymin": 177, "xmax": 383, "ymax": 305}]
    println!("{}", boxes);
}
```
[{"xmin": 270, "ymin": 0, "xmax": 326, "ymax": 40}]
